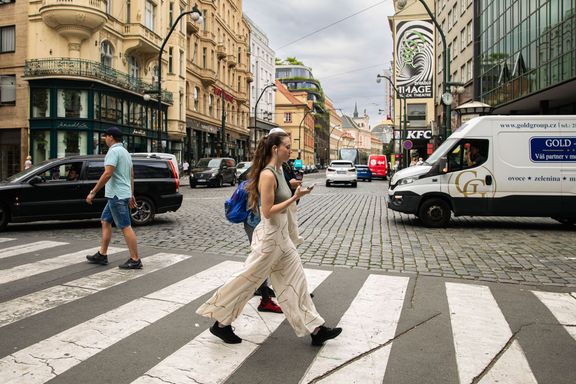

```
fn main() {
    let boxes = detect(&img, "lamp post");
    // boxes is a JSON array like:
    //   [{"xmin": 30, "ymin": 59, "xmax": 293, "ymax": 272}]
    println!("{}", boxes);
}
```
[
  {"xmin": 297, "ymin": 108, "xmax": 315, "ymax": 161},
  {"xmin": 252, "ymin": 83, "xmax": 277, "ymax": 156},
  {"xmin": 153, "ymin": 5, "xmax": 202, "ymax": 152},
  {"xmin": 395, "ymin": 0, "xmax": 463, "ymax": 142},
  {"xmin": 377, "ymin": 74, "xmax": 407, "ymax": 167}
]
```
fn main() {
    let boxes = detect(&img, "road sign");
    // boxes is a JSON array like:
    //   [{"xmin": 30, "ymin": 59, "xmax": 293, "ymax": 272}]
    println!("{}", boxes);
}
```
[{"xmin": 403, "ymin": 140, "xmax": 413, "ymax": 150}]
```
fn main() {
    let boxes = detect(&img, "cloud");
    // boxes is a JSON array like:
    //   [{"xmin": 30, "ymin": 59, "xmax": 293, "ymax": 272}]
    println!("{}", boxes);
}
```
[{"xmin": 244, "ymin": 0, "xmax": 395, "ymax": 126}]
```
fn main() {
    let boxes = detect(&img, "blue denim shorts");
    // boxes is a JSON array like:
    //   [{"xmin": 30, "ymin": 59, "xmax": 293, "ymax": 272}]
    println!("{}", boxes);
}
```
[{"xmin": 101, "ymin": 196, "xmax": 132, "ymax": 229}]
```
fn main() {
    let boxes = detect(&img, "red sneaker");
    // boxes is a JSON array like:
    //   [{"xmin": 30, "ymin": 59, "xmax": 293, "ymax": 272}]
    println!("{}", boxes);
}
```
[{"xmin": 258, "ymin": 298, "xmax": 283, "ymax": 313}]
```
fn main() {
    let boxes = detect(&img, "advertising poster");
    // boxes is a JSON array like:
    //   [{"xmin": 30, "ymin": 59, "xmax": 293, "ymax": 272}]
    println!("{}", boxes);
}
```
[{"xmin": 395, "ymin": 20, "xmax": 434, "ymax": 98}]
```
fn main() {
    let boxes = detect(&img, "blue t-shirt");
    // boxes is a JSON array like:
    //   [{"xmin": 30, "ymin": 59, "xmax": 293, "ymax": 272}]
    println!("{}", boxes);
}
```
[{"xmin": 104, "ymin": 143, "xmax": 133, "ymax": 199}]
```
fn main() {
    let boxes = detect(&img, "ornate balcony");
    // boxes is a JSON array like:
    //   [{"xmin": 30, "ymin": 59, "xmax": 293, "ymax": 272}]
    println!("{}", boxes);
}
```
[
  {"xmin": 246, "ymin": 72, "xmax": 254, "ymax": 83},
  {"xmin": 226, "ymin": 54, "xmax": 236, "ymax": 68},
  {"xmin": 186, "ymin": 14, "xmax": 201, "ymax": 35},
  {"xmin": 24, "ymin": 58, "xmax": 173, "ymax": 104},
  {"xmin": 39, "ymin": 0, "xmax": 107, "ymax": 44},
  {"xmin": 123, "ymin": 23, "xmax": 162, "ymax": 62},
  {"xmin": 216, "ymin": 43, "xmax": 226, "ymax": 60}
]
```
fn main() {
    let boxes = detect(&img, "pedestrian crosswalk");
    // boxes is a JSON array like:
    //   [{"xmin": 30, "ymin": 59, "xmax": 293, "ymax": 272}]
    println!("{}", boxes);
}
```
[{"xmin": 0, "ymin": 237, "xmax": 575, "ymax": 384}]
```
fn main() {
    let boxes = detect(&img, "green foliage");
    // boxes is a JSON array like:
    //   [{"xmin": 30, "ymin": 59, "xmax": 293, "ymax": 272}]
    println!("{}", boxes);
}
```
[{"xmin": 285, "ymin": 57, "xmax": 304, "ymax": 66}]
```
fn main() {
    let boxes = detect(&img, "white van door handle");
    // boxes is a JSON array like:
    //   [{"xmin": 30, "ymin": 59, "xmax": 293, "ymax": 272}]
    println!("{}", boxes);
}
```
[{"xmin": 485, "ymin": 175, "xmax": 493, "ymax": 185}]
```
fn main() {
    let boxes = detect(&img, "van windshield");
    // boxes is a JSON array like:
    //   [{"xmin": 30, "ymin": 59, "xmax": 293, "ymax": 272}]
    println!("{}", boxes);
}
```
[{"xmin": 424, "ymin": 138, "xmax": 459, "ymax": 165}]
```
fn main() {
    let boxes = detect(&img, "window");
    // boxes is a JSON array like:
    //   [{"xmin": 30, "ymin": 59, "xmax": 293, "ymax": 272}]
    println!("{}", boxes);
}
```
[
  {"xmin": 237, "ymin": 47, "xmax": 241, "ymax": 64},
  {"xmin": 407, "ymin": 104, "xmax": 426, "ymax": 127},
  {"xmin": 0, "ymin": 0, "xmax": 16, "ymax": 4},
  {"xmin": 100, "ymin": 41, "xmax": 113, "ymax": 67},
  {"xmin": 460, "ymin": 28, "xmax": 466, "ymax": 50},
  {"xmin": 284, "ymin": 112, "xmax": 292, "ymax": 123},
  {"xmin": 31, "ymin": 88, "xmax": 50, "ymax": 117},
  {"xmin": 466, "ymin": 22, "xmax": 472, "ymax": 47},
  {"xmin": 447, "ymin": 139, "xmax": 489, "ymax": 172},
  {"xmin": 144, "ymin": 0, "xmax": 155, "ymax": 31},
  {"xmin": 208, "ymin": 94, "xmax": 213, "ymax": 116},
  {"xmin": 448, "ymin": 11, "xmax": 452, "ymax": 29},
  {"xmin": 467, "ymin": 59, "xmax": 472, "ymax": 82},
  {"xmin": 169, "ymin": 2, "xmax": 174, "ymax": 27},
  {"xmin": 57, "ymin": 89, "xmax": 88, "ymax": 118},
  {"xmin": 103, "ymin": 0, "xmax": 111, "ymax": 14},
  {"xmin": 193, "ymin": 86, "xmax": 199, "ymax": 111},
  {"xmin": 0, "ymin": 75, "xmax": 15, "ymax": 104},
  {"xmin": 202, "ymin": 47, "xmax": 207, "ymax": 68},
  {"xmin": 180, "ymin": 6, "xmax": 185, "ymax": 33},
  {"xmin": 0, "ymin": 25, "xmax": 15, "ymax": 52},
  {"xmin": 168, "ymin": 47, "xmax": 173, "ymax": 73},
  {"xmin": 179, "ymin": 49, "xmax": 184, "ymax": 76},
  {"xmin": 127, "ymin": 55, "xmax": 139, "ymax": 79}
]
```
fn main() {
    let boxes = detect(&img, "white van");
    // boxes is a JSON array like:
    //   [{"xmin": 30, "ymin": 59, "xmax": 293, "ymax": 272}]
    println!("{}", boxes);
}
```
[{"xmin": 387, "ymin": 115, "xmax": 576, "ymax": 227}]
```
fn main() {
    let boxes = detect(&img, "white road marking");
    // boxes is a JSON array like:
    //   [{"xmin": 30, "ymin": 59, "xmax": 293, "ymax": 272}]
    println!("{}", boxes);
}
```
[
  {"xmin": 0, "ymin": 260, "xmax": 243, "ymax": 384},
  {"xmin": 446, "ymin": 283, "xmax": 537, "ymax": 384},
  {"xmin": 533, "ymin": 290, "xmax": 576, "ymax": 341},
  {"xmin": 0, "ymin": 238, "xmax": 15, "ymax": 243},
  {"xmin": 0, "ymin": 247, "xmax": 125, "ymax": 285},
  {"xmin": 0, "ymin": 253, "xmax": 190, "ymax": 328},
  {"xmin": 130, "ymin": 269, "xmax": 332, "ymax": 384},
  {"xmin": 300, "ymin": 275, "xmax": 409, "ymax": 384},
  {"xmin": 0, "ymin": 241, "xmax": 68, "ymax": 259}
]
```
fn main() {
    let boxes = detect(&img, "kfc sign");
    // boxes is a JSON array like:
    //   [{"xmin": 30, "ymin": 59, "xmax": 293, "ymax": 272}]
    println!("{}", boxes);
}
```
[{"xmin": 406, "ymin": 130, "xmax": 432, "ymax": 139}]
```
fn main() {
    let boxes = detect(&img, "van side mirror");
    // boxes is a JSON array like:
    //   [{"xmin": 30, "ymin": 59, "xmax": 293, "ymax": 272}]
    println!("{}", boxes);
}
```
[
  {"xmin": 438, "ymin": 157, "xmax": 448, "ymax": 173},
  {"xmin": 29, "ymin": 175, "xmax": 45, "ymax": 185}
]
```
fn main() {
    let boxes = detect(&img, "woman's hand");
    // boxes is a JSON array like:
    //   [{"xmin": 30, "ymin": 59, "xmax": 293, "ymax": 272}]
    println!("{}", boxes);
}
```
[
  {"xmin": 294, "ymin": 185, "xmax": 311, "ymax": 199},
  {"xmin": 289, "ymin": 179, "xmax": 302, "ymax": 190}
]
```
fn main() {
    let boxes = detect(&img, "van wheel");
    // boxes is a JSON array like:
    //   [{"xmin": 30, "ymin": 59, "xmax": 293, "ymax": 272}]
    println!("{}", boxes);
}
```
[
  {"xmin": 0, "ymin": 204, "xmax": 9, "ymax": 231},
  {"xmin": 325, "ymin": 181, "xmax": 330, "ymax": 187},
  {"xmin": 552, "ymin": 217, "xmax": 576, "ymax": 226},
  {"xmin": 419, "ymin": 198, "xmax": 451, "ymax": 228},
  {"xmin": 131, "ymin": 196, "xmax": 155, "ymax": 226}
]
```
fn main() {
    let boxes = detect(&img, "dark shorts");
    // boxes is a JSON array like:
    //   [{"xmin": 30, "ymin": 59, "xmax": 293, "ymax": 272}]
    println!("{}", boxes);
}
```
[{"xmin": 101, "ymin": 196, "xmax": 132, "ymax": 229}]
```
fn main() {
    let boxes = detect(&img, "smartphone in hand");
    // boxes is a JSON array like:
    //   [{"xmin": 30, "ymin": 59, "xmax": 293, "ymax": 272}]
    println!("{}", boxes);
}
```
[{"xmin": 305, "ymin": 182, "xmax": 316, "ymax": 191}]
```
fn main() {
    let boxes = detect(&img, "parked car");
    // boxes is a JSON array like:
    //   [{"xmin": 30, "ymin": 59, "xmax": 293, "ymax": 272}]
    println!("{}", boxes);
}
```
[
  {"xmin": 236, "ymin": 161, "xmax": 252, "ymax": 179},
  {"xmin": 325, "ymin": 160, "xmax": 357, "ymax": 187},
  {"xmin": 355, "ymin": 164, "xmax": 372, "ymax": 182},
  {"xmin": 0, "ymin": 155, "xmax": 183, "ymax": 231},
  {"xmin": 368, "ymin": 154, "xmax": 388, "ymax": 180},
  {"xmin": 189, "ymin": 157, "xmax": 236, "ymax": 188},
  {"xmin": 131, "ymin": 152, "xmax": 179, "ymax": 178}
]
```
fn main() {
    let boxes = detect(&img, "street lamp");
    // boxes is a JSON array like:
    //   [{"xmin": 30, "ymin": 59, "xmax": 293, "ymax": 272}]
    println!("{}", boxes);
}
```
[
  {"xmin": 377, "ymin": 74, "xmax": 408, "ymax": 167},
  {"xmin": 297, "ymin": 108, "xmax": 315, "ymax": 160},
  {"xmin": 395, "ymin": 0, "xmax": 462, "ymax": 141},
  {"xmin": 252, "ymin": 83, "xmax": 277, "ymax": 156},
  {"xmin": 153, "ymin": 5, "xmax": 203, "ymax": 152}
]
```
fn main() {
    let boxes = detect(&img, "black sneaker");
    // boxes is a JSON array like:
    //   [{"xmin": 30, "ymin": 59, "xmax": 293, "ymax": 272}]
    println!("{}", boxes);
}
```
[
  {"xmin": 210, "ymin": 321, "xmax": 242, "ymax": 344},
  {"xmin": 254, "ymin": 286, "xmax": 276, "ymax": 298},
  {"xmin": 118, "ymin": 258, "xmax": 142, "ymax": 269},
  {"xmin": 86, "ymin": 251, "xmax": 108, "ymax": 265},
  {"xmin": 311, "ymin": 326, "xmax": 342, "ymax": 346}
]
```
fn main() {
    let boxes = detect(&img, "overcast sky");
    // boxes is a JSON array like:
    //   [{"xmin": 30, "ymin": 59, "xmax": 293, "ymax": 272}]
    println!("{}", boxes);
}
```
[{"xmin": 243, "ymin": 0, "xmax": 396, "ymax": 128}]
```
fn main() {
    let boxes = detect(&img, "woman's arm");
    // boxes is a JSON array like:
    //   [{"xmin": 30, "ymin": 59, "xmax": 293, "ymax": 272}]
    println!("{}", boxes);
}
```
[{"xmin": 259, "ymin": 170, "xmax": 308, "ymax": 219}]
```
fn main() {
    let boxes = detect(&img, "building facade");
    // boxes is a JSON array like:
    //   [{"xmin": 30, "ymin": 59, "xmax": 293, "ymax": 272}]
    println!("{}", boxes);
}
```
[
  {"xmin": 477, "ymin": 0, "xmax": 576, "ymax": 114},
  {"xmin": 245, "ymin": 14, "xmax": 276, "ymax": 155},
  {"xmin": 184, "ymin": 0, "xmax": 250, "ymax": 164},
  {"xmin": 0, "ymin": 0, "xmax": 251, "ymax": 179}
]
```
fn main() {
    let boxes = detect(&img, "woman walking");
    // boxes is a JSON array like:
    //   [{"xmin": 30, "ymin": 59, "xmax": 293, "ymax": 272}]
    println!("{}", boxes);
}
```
[{"xmin": 197, "ymin": 131, "xmax": 342, "ymax": 346}]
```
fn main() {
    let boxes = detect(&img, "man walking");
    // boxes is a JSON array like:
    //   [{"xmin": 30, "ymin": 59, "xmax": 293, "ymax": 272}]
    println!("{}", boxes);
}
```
[{"xmin": 85, "ymin": 127, "xmax": 142, "ymax": 269}]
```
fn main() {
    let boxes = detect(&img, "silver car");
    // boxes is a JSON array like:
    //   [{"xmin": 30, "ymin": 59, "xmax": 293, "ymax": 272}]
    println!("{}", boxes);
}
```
[{"xmin": 236, "ymin": 161, "xmax": 252, "ymax": 178}]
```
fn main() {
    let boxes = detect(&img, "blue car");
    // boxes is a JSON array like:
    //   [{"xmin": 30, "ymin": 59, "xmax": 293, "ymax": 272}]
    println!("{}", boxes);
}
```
[{"xmin": 355, "ymin": 164, "xmax": 372, "ymax": 182}]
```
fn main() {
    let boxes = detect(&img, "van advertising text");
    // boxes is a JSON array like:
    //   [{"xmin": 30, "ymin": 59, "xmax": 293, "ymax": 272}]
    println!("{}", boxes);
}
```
[{"xmin": 530, "ymin": 137, "xmax": 576, "ymax": 162}]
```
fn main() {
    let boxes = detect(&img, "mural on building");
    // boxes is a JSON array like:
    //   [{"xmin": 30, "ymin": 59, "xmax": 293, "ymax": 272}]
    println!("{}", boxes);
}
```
[{"xmin": 395, "ymin": 20, "xmax": 433, "ymax": 98}]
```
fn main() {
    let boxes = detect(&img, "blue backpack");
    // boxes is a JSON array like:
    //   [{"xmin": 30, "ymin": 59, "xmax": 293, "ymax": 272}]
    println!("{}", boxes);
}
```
[{"xmin": 224, "ymin": 180, "xmax": 250, "ymax": 223}]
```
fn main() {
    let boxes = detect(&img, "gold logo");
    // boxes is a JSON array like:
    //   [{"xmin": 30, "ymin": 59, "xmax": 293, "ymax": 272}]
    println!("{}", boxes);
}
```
[{"xmin": 454, "ymin": 170, "xmax": 487, "ymax": 197}]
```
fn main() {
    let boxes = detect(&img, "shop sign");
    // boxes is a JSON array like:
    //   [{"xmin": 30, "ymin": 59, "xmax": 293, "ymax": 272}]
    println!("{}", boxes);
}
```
[
  {"xmin": 187, "ymin": 118, "xmax": 219, "ymax": 135},
  {"xmin": 57, "ymin": 121, "xmax": 88, "ymax": 129},
  {"xmin": 132, "ymin": 129, "xmax": 146, "ymax": 136},
  {"xmin": 395, "ymin": 20, "xmax": 434, "ymax": 98},
  {"xmin": 406, "ymin": 130, "xmax": 432, "ymax": 139}
]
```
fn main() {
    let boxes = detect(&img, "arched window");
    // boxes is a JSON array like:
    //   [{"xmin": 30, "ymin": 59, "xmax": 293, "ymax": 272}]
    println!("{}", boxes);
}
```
[
  {"xmin": 194, "ymin": 87, "xmax": 199, "ymax": 111},
  {"xmin": 100, "ymin": 41, "xmax": 114, "ymax": 67}
]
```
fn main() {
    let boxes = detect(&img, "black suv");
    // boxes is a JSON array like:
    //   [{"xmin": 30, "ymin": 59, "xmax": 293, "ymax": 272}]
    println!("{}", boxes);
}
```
[
  {"xmin": 0, "ymin": 155, "xmax": 183, "ymax": 231},
  {"xmin": 189, "ymin": 157, "xmax": 236, "ymax": 188}
]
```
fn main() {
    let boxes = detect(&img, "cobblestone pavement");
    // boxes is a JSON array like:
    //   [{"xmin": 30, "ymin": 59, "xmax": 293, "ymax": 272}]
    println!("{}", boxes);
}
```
[{"xmin": 4, "ymin": 173, "xmax": 576, "ymax": 288}]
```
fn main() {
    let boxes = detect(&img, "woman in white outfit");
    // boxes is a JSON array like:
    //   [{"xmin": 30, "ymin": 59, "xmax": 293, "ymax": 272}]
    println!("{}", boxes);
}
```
[{"xmin": 196, "ymin": 131, "xmax": 342, "ymax": 346}]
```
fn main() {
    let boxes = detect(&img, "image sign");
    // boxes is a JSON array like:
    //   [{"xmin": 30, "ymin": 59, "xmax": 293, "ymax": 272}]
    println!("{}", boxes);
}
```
[{"xmin": 395, "ymin": 20, "xmax": 434, "ymax": 98}]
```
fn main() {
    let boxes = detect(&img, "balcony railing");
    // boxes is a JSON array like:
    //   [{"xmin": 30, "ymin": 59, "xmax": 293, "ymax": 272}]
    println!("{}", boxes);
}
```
[{"xmin": 24, "ymin": 58, "xmax": 172, "ymax": 104}]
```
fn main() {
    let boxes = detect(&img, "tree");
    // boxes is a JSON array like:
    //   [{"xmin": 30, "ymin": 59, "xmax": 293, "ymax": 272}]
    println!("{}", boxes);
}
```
[{"xmin": 285, "ymin": 57, "xmax": 304, "ymax": 66}]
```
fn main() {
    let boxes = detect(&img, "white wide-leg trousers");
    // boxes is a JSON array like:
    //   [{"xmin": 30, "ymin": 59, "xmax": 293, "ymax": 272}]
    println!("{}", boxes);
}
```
[{"xmin": 196, "ymin": 211, "xmax": 324, "ymax": 337}]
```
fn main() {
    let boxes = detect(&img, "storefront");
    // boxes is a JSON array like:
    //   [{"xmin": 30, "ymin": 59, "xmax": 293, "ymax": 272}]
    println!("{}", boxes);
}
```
[
  {"xmin": 185, "ymin": 117, "xmax": 250, "ymax": 164},
  {"xmin": 404, "ymin": 128, "xmax": 432, "ymax": 160},
  {"xmin": 28, "ymin": 79, "xmax": 171, "ymax": 160}
]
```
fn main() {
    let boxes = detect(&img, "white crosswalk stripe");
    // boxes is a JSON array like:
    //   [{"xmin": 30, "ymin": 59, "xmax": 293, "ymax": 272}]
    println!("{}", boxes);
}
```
[
  {"xmin": 1, "ymin": 239, "xmax": 575, "ymax": 384},
  {"xmin": 130, "ymin": 269, "xmax": 332, "ymax": 384},
  {"xmin": 0, "ymin": 247, "xmax": 125, "ymax": 285},
  {"xmin": 0, "ymin": 241, "xmax": 68, "ymax": 259},
  {"xmin": 533, "ymin": 291, "xmax": 576, "ymax": 341},
  {"xmin": 0, "ymin": 252, "xmax": 190, "ymax": 328},
  {"xmin": 0, "ymin": 238, "xmax": 15, "ymax": 243},
  {"xmin": 0, "ymin": 261, "xmax": 243, "ymax": 384},
  {"xmin": 446, "ymin": 283, "xmax": 537, "ymax": 384},
  {"xmin": 300, "ymin": 275, "xmax": 409, "ymax": 384}
]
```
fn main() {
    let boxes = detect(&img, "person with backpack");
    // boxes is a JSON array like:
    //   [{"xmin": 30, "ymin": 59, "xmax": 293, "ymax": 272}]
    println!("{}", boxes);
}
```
[
  {"xmin": 225, "ymin": 179, "xmax": 282, "ymax": 313},
  {"xmin": 199, "ymin": 130, "xmax": 342, "ymax": 346}
]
